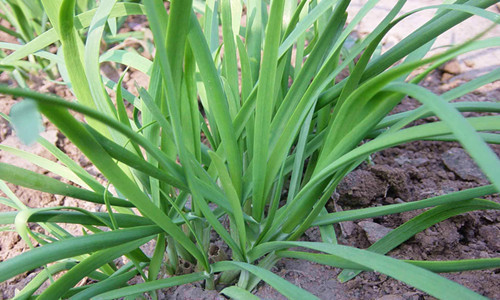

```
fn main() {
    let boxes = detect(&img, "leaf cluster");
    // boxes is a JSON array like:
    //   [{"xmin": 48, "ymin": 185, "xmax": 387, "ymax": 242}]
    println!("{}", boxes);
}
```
[{"xmin": 0, "ymin": 0, "xmax": 499, "ymax": 299}]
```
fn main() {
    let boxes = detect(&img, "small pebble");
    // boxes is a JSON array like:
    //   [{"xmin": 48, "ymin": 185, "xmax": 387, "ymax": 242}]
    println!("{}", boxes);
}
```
[
  {"xmin": 442, "ymin": 147, "xmax": 486, "ymax": 182},
  {"xmin": 358, "ymin": 221, "xmax": 393, "ymax": 244},
  {"xmin": 441, "ymin": 60, "xmax": 461, "ymax": 75}
]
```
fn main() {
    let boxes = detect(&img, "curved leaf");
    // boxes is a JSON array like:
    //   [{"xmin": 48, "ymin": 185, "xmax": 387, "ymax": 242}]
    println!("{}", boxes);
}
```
[
  {"xmin": 0, "ymin": 225, "xmax": 160, "ymax": 281},
  {"xmin": 212, "ymin": 261, "xmax": 319, "ymax": 300},
  {"xmin": 249, "ymin": 242, "xmax": 486, "ymax": 299},
  {"xmin": 91, "ymin": 273, "xmax": 207, "ymax": 300}
]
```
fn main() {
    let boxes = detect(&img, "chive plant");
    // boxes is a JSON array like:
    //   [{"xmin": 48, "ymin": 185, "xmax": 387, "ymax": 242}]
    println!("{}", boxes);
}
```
[
  {"xmin": 0, "ymin": 0, "xmax": 140, "ymax": 86},
  {"xmin": 0, "ymin": 0, "xmax": 499, "ymax": 299},
  {"xmin": 0, "ymin": 0, "xmax": 55, "ymax": 86}
]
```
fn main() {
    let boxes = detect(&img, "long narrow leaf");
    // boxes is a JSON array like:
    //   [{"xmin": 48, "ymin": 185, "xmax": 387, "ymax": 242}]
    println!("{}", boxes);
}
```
[{"xmin": 0, "ymin": 226, "xmax": 160, "ymax": 281}]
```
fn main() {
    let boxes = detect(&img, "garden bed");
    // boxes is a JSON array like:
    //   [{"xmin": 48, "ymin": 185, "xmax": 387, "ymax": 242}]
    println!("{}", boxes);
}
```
[{"xmin": 0, "ymin": 1, "xmax": 499, "ymax": 299}]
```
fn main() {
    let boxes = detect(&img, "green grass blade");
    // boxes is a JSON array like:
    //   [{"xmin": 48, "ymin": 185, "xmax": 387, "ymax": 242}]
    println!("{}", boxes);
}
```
[
  {"xmin": 319, "ymin": 0, "xmax": 499, "ymax": 103},
  {"xmin": 185, "ymin": 44, "xmax": 202, "ymax": 161},
  {"xmin": 264, "ymin": 0, "xmax": 350, "ymax": 197},
  {"xmin": 313, "ymin": 185, "xmax": 496, "ymax": 226},
  {"xmin": 0, "ymin": 210, "xmax": 153, "ymax": 227},
  {"xmin": 245, "ymin": 0, "xmax": 263, "ymax": 83},
  {"xmin": 203, "ymin": 0, "xmax": 219, "ymax": 54},
  {"xmin": 280, "ymin": 251, "xmax": 500, "ymax": 273},
  {"xmin": 145, "ymin": 0, "xmax": 237, "ymax": 267},
  {"xmin": 384, "ymin": 82, "xmax": 500, "ymax": 191},
  {"xmin": 38, "ymin": 237, "xmax": 151, "ymax": 299},
  {"xmin": 377, "ymin": 67, "xmax": 500, "ymax": 131},
  {"xmin": 148, "ymin": 234, "xmax": 165, "ymax": 283},
  {"xmin": 84, "ymin": 125, "xmax": 186, "ymax": 190},
  {"xmin": 0, "ymin": 42, "xmax": 62, "ymax": 63},
  {"xmin": 0, "ymin": 180, "xmax": 26, "ymax": 209},
  {"xmin": 13, "ymin": 261, "xmax": 79, "ymax": 300},
  {"xmin": 377, "ymin": 102, "xmax": 500, "ymax": 130},
  {"xmin": 286, "ymin": 171, "xmax": 348, "ymax": 240},
  {"xmin": 278, "ymin": 0, "xmax": 338, "ymax": 57},
  {"xmin": 221, "ymin": 0, "xmax": 240, "ymax": 107},
  {"xmin": 0, "ymin": 85, "xmax": 186, "ymax": 185},
  {"xmin": 248, "ymin": 241, "xmax": 486, "ymax": 299},
  {"xmin": 165, "ymin": 0, "xmax": 192, "ymax": 94},
  {"xmin": 0, "ymin": 163, "xmax": 133, "ymax": 207},
  {"xmin": 426, "ymin": 133, "xmax": 500, "ymax": 144},
  {"xmin": 363, "ymin": 0, "xmax": 499, "ymax": 78},
  {"xmin": 188, "ymin": 13, "xmax": 243, "ymax": 196},
  {"xmin": 212, "ymin": 261, "xmax": 319, "ymax": 300},
  {"xmin": 84, "ymin": 0, "xmax": 119, "ymax": 120},
  {"xmin": 209, "ymin": 150, "xmax": 247, "ymax": 253},
  {"xmin": 279, "ymin": 115, "xmax": 499, "ymax": 233},
  {"xmin": 0, "ymin": 197, "xmax": 17, "ymax": 210},
  {"xmin": 0, "ymin": 225, "xmax": 161, "ymax": 281},
  {"xmin": 70, "ymin": 269, "xmax": 138, "ymax": 300},
  {"xmin": 256, "ymin": 162, "xmax": 287, "ymax": 245},
  {"xmin": 0, "ymin": 23, "xmax": 23, "ymax": 40},
  {"xmin": 136, "ymin": 87, "xmax": 242, "ymax": 223},
  {"xmin": 2, "ymin": 3, "xmax": 146, "ymax": 64},
  {"xmin": 286, "ymin": 103, "xmax": 315, "ymax": 203},
  {"xmin": 0, "ymin": 144, "xmax": 91, "ymax": 189},
  {"xmin": 99, "ymin": 50, "xmax": 152, "ymax": 75},
  {"xmin": 338, "ymin": 198, "xmax": 500, "ymax": 281},
  {"xmin": 8, "ymin": 2, "xmax": 34, "ymax": 42},
  {"xmin": 114, "ymin": 67, "xmax": 131, "ymax": 130},
  {"xmin": 318, "ymin": 2, "xmax": 465, "ymax": 170},
  {"xmin": 37, "ymin": 137, "xmax": 105, "ymax": 193},
  {"xmin": 221, "ymin": 286, "xmax": 260, "ymax": 300},
  {"xmin": 402, "ymin": 259, "xmax": 500, "ymax": 273},
  {"xmin": 58, "ymin": 0, "xmax": 110, "ymax": 136},
  {"xmin": 43, "ymin": 104, "xmax": 207, "ymax": 265},
  {"xmin": 91, "ymin": 273, "xmax": 208, "ymax": 300},
  {"xmin": 252, "ymin": 0, "xmax": 285, "ymax": 221}
]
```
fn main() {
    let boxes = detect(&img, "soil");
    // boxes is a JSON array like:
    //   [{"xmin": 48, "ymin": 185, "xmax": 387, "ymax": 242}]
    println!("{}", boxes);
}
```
[{"xmin": 1, "ymin": 1, "xmax": 499, "ymax": 299}]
